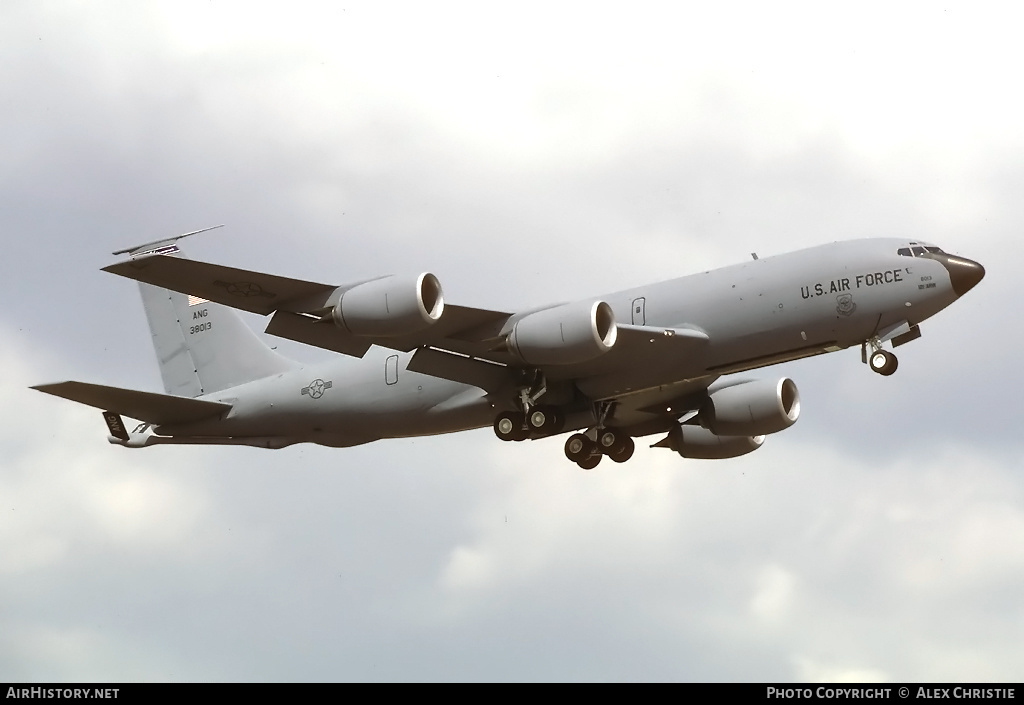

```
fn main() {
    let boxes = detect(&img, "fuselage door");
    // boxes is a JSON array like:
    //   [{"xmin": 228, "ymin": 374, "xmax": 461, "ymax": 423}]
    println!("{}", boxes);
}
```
[
  {"xmin": 631, "ymin": 297, "xmax": 646, "ymax": 325},
  {"xmin": 385, "ymin": 354, "xmax": 399, "ymax": 385}
]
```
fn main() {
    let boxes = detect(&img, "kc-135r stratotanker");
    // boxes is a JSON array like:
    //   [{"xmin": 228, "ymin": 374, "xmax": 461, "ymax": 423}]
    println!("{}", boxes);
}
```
[{"xmin": 33, "ymin": 231, "xmax": 984, "ymax": 468}]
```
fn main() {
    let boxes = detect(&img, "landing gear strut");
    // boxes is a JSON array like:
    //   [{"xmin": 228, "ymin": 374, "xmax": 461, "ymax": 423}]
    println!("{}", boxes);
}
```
[{"xmin": 493, "ymin": 372, "xmax": 564, "ymax": 442}]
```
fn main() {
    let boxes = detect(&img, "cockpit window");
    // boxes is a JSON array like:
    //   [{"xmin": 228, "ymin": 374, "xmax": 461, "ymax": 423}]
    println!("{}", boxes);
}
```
[{"xmin": 898, "ymin": 245, "xmax": 945, "ymax": 257}]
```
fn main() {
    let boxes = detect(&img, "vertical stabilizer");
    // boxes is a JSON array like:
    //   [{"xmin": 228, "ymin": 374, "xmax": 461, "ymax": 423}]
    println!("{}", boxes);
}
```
[
  {"xmin": 123, "ymin": 230, "xmax": 297, "ymax": 397},
  {"xmin": 139, "ymin": 282, "xmax": 297, "ymax": 397}
]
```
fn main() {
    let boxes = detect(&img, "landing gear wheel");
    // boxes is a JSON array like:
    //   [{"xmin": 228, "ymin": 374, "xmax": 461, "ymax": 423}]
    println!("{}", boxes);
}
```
[
  {"xmin": 608, "ymin": 436, "xmax": 635, "ymax": 463},
  {"xmin": 577, "ymin": 453, "xmax": 602, "ymax": 470},
  {"xmin": 565, "ymin": 433, "xmax": 596, "ymax": 463},
  {"xmin": 597, "ymin": 429, "xmax": 626, "ymax": 454},
  {"xmin": 527, "ymin": 405, "xmax": 563, "ymax": 434},
  {"xmin": 494, "ymin": 411, "xmax": 528, "ymax": 441},
  {"xmin": 869, "ymin": 350, "xmax": 898, "ymax": 376}
]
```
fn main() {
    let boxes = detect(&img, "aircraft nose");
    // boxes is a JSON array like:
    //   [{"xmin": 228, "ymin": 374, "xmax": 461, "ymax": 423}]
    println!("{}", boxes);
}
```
[{"xmin": 940, "ymin": 254, "xmax": 985, "ymax": 297}]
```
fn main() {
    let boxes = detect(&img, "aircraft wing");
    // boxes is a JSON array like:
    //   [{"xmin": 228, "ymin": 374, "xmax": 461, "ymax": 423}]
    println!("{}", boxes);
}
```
[
  {"xmin": 103, "ymin": 255, "xmax": 339, "ymax": 315},
  {"xmin": 102, "ymin": 253, "xmax": 711, "ymax": 391},
  {"xmin": 32, "ymin": 381, "xmax": 232, "ymax": 425},
  {"xmin": 406, "ymin": 324, "xmax": 709, "ymax": 393},
  {"xmin": 104, "ymin": 253, "xmax": 515, "ymax": 358},
  {"xmin": 265, "ymin": 307, "xmax": 709, "ymax": 377}
]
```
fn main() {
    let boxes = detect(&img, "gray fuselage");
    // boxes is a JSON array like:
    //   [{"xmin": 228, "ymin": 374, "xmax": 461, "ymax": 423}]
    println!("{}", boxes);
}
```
[{"xmin": 159, "ymin": 238, "xmax": 971, "ymax": 447}]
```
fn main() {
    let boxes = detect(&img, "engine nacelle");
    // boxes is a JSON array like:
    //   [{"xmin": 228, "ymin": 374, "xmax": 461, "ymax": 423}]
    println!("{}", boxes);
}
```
[
  {"xmin": 332, "ymin": 273, "xmax": 444, "ymax": 337},
  {"xmin": 700, "ymin": 377, "xmax": 800, "ymax": 437},
  {"xmin": 668, "ymin": 425, "xmax": 765, "ymax": 460},
  {"xmin": 506, "ymin": 300, "xmax": 617, "ymax": 366}
]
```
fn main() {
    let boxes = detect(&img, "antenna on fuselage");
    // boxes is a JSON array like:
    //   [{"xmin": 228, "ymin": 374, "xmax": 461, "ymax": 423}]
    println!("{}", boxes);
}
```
[{"xmin": 751, "ymin": 252, "xmax": 759, "ymax": 260}]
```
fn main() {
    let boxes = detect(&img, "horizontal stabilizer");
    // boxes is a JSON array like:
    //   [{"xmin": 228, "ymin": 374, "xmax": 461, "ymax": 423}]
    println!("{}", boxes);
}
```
[
  {"xmin": 103, "ymin": 255, "xmax": 337, "ymax": 315},
  {"xmin": 103, "ymin": 411, "xmax": 130, "ymax": 441},
  {"xmin": 32, "ymin": 381, "xmax": 231, "ymax": 425}
]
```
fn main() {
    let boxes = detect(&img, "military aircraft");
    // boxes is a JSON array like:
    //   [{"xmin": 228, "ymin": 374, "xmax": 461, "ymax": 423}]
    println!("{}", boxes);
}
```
[{"xmin": 32, "ymin": 230, "xmax": 984, "ymax": 468}]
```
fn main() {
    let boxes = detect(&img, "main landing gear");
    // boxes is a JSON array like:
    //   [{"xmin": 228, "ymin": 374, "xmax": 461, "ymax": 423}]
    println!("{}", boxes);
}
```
[
  {"xmin": 493, "ymin": 370, "xmax": 566, "ymax": 442},
  {"xmin": 562, "ymin": 400, "xmax": 634, "ymax": 470},
  {"xmin": 564, "ymin": 428, "xmax": 635, "ymax": 470},
  {"xmin": 493, "ymin": 405, "xmax": 564, "ymax": 442},
  {"xmin": 492, "ymin": 379, "xmax": 635, "ymax": 470}
]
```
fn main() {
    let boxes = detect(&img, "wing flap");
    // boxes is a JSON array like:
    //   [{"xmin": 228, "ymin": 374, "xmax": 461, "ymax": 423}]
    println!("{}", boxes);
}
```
[
  {"xmin": 543, "ymin": 324, "xmax": 709, "ymax": 382},
  {"xmin": 265, "ymin": 311, "xmax": 373, "ymax": 357},
  {"xmin": 407, "ymin": 347, "xmax": 514, "ymax": 394},
  {"xmin": 614, "ymin": 324, "xmax": 709, "ymax": 349},
  {"xmin": 265, "ymin": 305, "xmax": 512, "ymax": 357},
  {"xmin": 31, "ymin": 381, "xmax": 231, "ymax": 426}
]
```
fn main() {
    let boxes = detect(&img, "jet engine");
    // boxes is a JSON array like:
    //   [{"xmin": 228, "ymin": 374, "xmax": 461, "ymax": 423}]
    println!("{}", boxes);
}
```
[
  {"xmin": 699, "ymin": 377, "xmax": 800, "ymax": 436},
  {"xmin": 332, "ymin": 273, "xmax": 444, "ymax": 337},
  {"xmin": 506, "ymin": 300, "xmax": 617, "ymax": 366},
  {"xmin": 661, "ymin": 424, "xmax": 765, "ymax": 460}
]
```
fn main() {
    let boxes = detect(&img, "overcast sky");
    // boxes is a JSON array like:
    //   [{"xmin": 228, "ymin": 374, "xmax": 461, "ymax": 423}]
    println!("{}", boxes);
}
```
[{"xmin": 2, "ymin": 0, "xmax": 1022, "ymax": 682}]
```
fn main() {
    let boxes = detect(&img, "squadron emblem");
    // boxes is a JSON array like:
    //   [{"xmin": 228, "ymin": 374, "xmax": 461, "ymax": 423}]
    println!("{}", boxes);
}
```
[
  {"xmin": 301, "ymin": 378, "xmax": 333, "ymax": 399},
  {"xmin": 836, "ymin": 294, "xmax": 857, "ymax": 317},
  {"xmin": 213, "ymin": 280, "xmax": 276, "ymax": 298}
]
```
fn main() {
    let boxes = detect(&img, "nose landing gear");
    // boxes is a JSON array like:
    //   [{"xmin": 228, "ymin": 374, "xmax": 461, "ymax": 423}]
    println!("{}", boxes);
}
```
[
  {"xmin": 862, "ymin": 337, "xmax": 899, "ymax": 376},
  {"xmin": 868, "ymin": 349, "xmax": 898, "ymax": 376}
]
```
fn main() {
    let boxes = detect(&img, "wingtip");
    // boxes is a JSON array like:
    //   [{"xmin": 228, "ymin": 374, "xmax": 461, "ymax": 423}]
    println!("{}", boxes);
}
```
[
  {"xmin": 30, "ymin": 381, "xmax": 79, "ymax": 398},
  {"xmin": 110, "ymin": 224, "xmax": 225, "ymax": 257}
]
